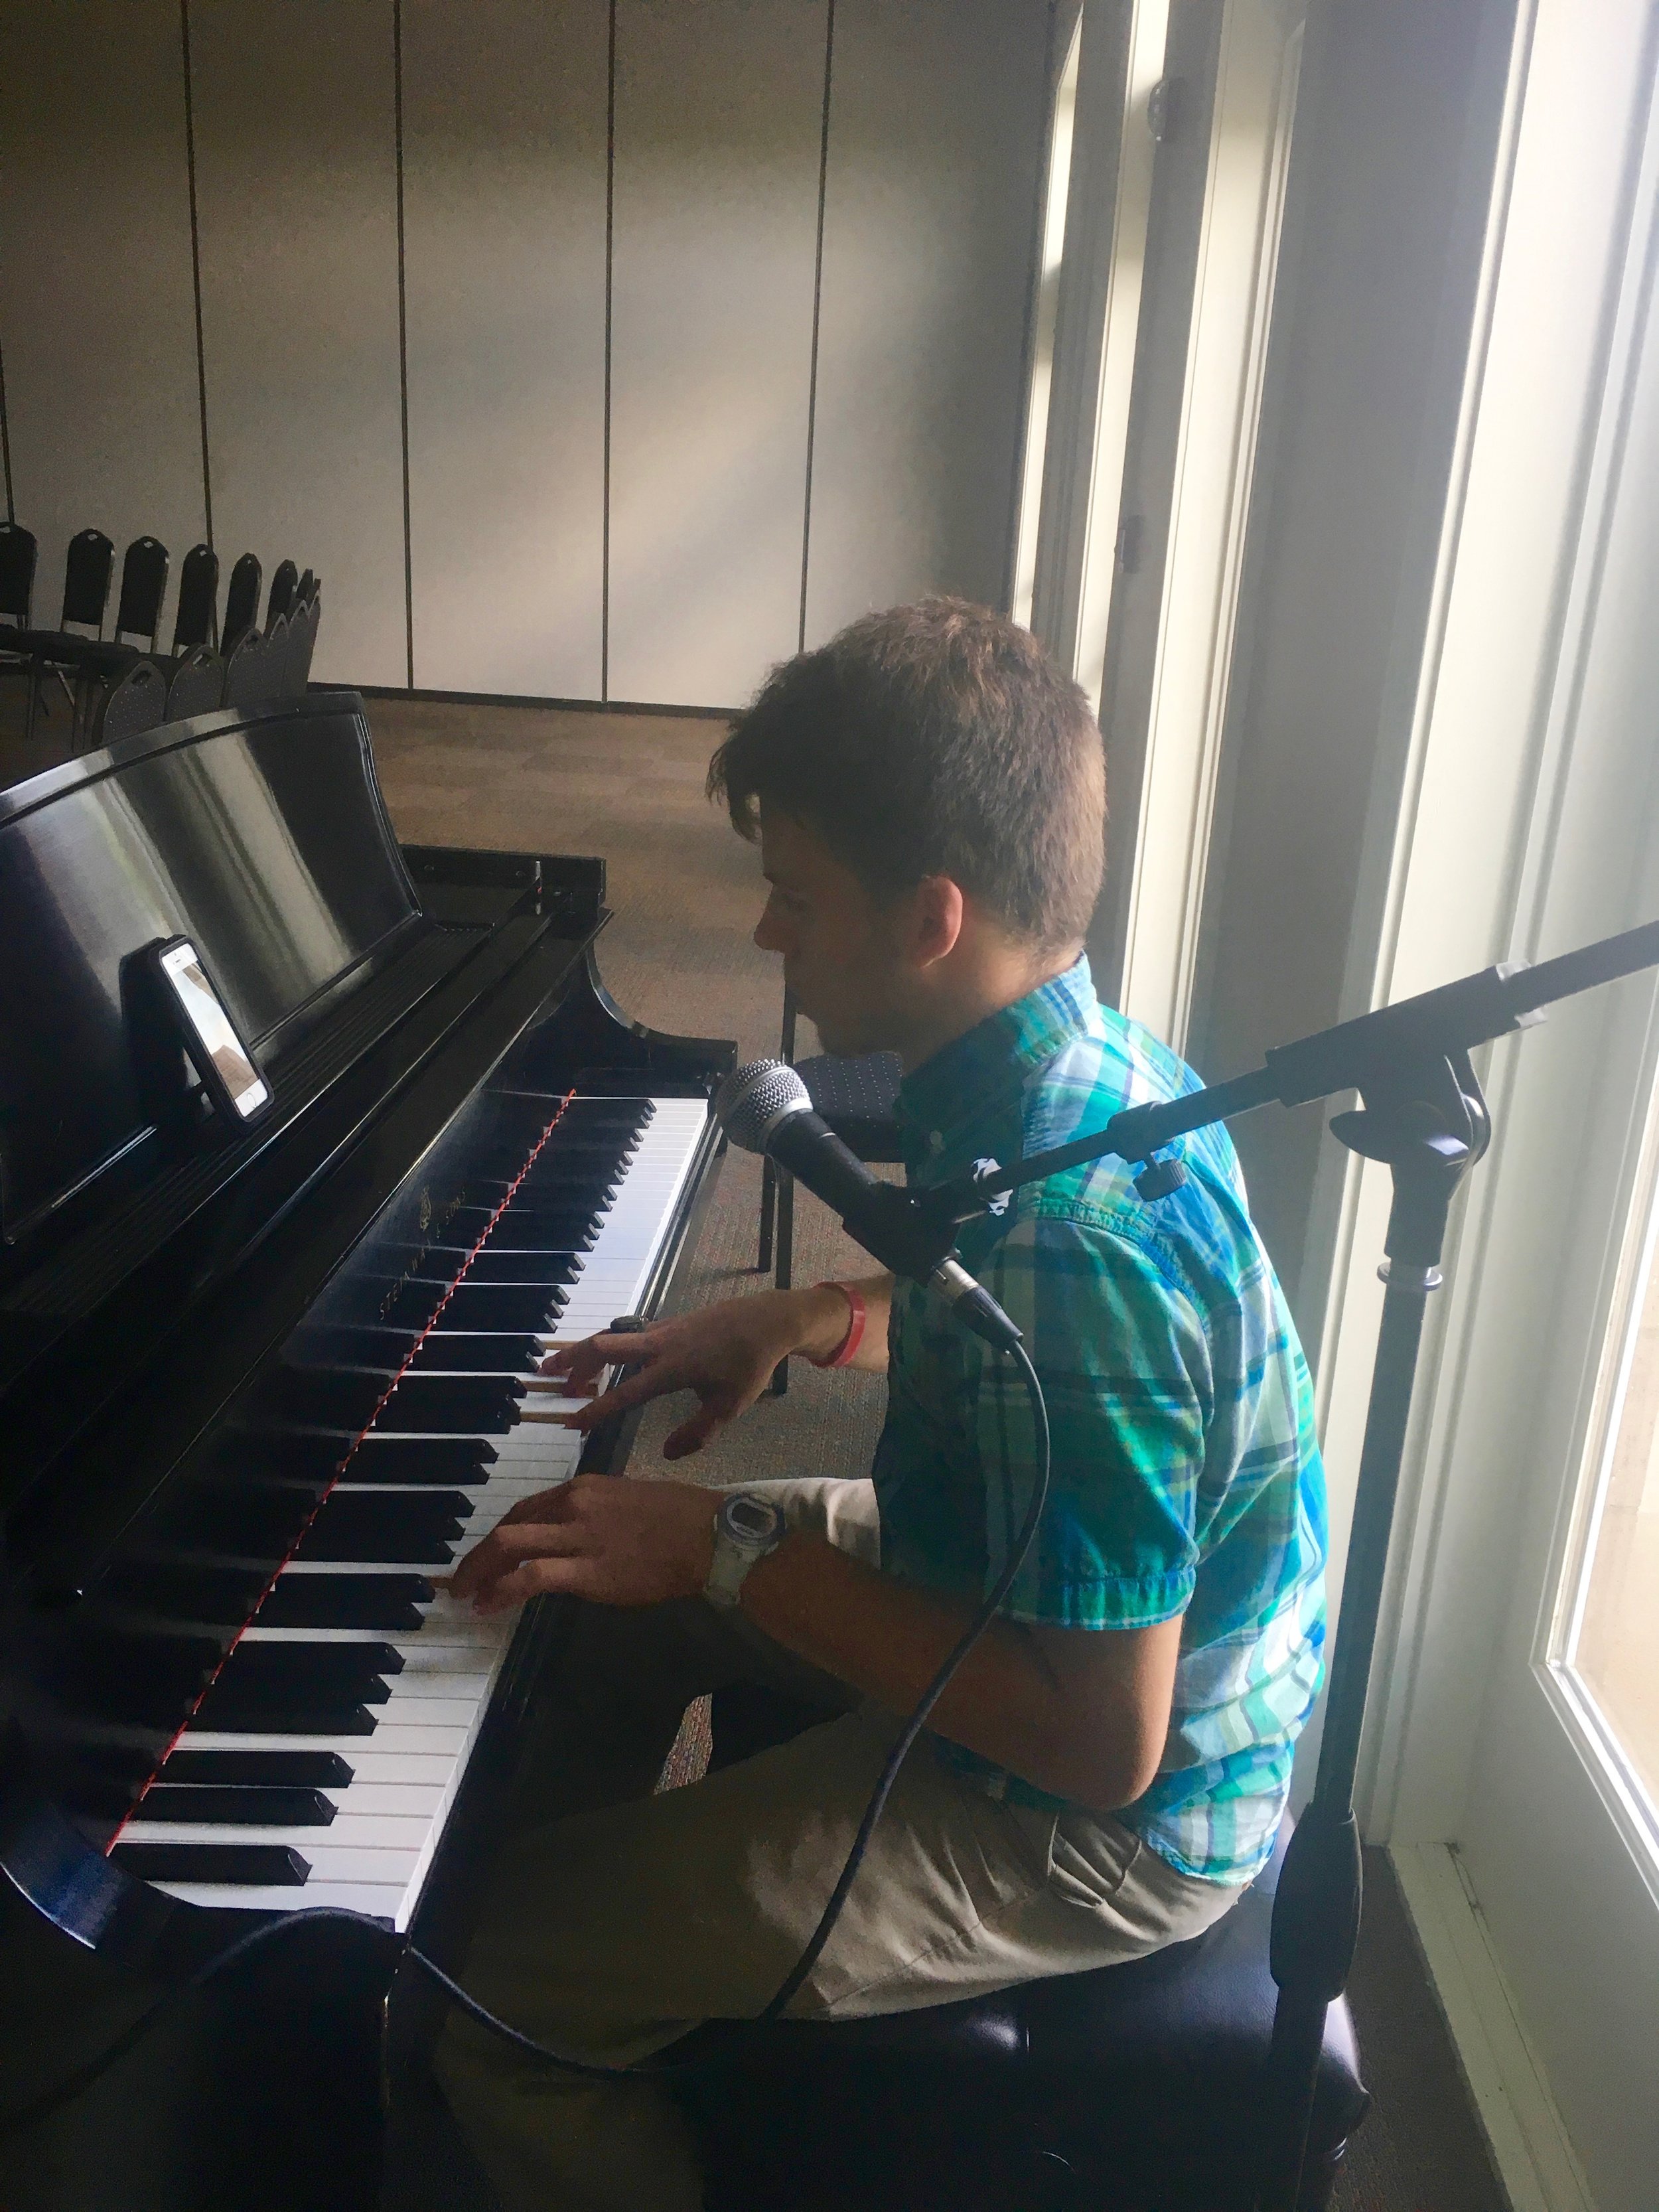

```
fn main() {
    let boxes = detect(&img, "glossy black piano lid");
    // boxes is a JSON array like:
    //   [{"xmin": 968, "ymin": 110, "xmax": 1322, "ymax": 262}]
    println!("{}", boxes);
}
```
[{"xmin": 0, "ymin": 696, "xmax": 418, "ymax": 1242}]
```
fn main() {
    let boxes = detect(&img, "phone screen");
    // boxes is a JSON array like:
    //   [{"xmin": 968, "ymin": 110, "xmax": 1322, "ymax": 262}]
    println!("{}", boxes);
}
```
[{"xmin": 158, "ymin": 940, "xmax": 269, "ymax": 1118}]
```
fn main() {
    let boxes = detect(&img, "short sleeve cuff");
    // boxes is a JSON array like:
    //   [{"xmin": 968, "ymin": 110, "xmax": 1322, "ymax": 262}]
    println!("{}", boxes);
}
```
[{"xmin": 1002, "ymin": 1564, "xmax": 1196, "ymax": 1632}]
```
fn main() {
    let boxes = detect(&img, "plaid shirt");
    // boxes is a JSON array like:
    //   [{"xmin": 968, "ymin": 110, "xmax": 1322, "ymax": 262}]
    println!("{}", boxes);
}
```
[{"xmin": 873, "ymin": 958, "xmax": 1327, "ymax": 1883}]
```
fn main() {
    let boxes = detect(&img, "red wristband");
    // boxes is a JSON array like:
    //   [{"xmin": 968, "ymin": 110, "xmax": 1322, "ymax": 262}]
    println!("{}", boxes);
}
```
[{"xmin": 808, "ymin": 1282, "xmax": 866, "ymax": 1368}]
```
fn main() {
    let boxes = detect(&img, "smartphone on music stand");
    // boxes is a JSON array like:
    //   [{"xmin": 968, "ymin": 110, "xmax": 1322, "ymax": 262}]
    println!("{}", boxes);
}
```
[{"xmin": 146, "ymin": 936, "xmax": 271, "ymax": 1126}]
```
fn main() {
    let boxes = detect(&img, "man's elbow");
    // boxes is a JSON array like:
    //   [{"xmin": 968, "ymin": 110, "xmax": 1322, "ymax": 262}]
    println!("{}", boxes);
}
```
[{"xmin": 1033, "ymin": 1718, "xmax": 1166, "ymax": 1817}]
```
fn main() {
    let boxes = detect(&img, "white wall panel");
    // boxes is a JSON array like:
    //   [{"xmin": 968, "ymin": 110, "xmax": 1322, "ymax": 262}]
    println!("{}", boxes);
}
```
[
  {"xmin": 189, "ymin": 0, "xmax": 407, "ymax": 687},
  {"xmin": 608, "ymin": 0, "xmax": 828, "ymax": 707},
  {"xmin": 402, "ymin": 0, "xmax": 609, "ymax": 699},
  {"xmin": 804, "ymin": 0, "xmax": 1052, "ymax": 644},
  {"xmin": 0, "ymin": 0, "xmax": 205, "ymax": 638}
]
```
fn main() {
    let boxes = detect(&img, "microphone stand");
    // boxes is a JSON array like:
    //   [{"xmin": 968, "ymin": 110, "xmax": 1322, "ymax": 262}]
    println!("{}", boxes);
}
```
[{"xmin": 902, "ymin": 915, "xmax": 1659, "ymax": 2212}]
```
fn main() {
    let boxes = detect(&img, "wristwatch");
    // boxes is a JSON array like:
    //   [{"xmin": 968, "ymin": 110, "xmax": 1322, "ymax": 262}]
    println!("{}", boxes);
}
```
[{"xmin": 703, "ymin": 1492, "xmax": 788, "ymax": 1610}]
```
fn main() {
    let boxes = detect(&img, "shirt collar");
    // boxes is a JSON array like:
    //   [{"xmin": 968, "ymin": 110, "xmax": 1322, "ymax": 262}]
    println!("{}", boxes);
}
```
[{"xmin": 894, "ymin": 956, "xmax": 1098, "ymax": 1163}]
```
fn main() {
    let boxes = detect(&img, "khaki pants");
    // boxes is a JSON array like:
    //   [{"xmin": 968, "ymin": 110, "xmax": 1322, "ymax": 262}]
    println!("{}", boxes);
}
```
[{"xmin": 433, "ymin": 1480, "xmax": 1238, "ymax": 2211}]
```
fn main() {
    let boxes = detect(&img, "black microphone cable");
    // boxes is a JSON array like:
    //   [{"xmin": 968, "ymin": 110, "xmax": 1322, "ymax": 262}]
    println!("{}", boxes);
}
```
[{"xmin": 2, "ymin": 1331, "xmax": 1050, "ymax": 2124}]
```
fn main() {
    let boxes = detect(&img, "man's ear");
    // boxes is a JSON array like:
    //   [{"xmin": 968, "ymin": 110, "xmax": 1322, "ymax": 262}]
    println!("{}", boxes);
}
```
[{"xmin": 906, "ymin": 875, "xmax": 966, "ymax": 969}]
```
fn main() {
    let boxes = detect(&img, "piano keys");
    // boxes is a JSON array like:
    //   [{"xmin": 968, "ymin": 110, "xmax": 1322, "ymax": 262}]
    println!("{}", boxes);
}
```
[
  {"xmin": 117, "ymin": 1092, "xmax": 713, "ymax": 1927},
  {"xmin": 0, "ymin": 690, "xmax": 733, "ymax": 2211}
]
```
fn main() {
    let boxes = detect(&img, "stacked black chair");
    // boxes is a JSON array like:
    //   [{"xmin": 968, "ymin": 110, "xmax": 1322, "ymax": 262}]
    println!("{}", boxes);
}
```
[
  {"xmin": 223, "ymin": 623, "xmax": 279, "ymax": 711},
  {"xmin": 283, "ymin": 573, "xmax": 323, "ymax": 694},
  {"xmin": 674, "ymin": 1690, "xmax": 1369, "ymax": 2210},
  {"xmin": 15, "ymin": 527, "xmax": 115, "ymax": 742},
  {"xmin": 222, "ymin": 551, "xmax": 263, "ymax": 653},
  {"xmin": 760, "ymin": 983, "xmax": 903, "ymax": 1392},
  {"xmin": 169, "ymin": 542, "xmax": 220, "ymax": 655},
  {"xmin": 0, "ymin": 520, "xmax": 37, "ymax": 640},
  {"xmin": 29, "ymin": 534, "xmax": 170, "ymax": 748},
  {"xmin": 88, "ymin": 658, "xmax": 168, "ymax": 751},
  {"xmin": 0, "ymin": 521, "xmax": 38, "ymax": 736},
  {"xmin": 164, "ymin": 642, "xmax": 226, "ymax": 721},
  {"xmin": 265, "ymin": 557, "xmax": 300, "ymax": 627}
]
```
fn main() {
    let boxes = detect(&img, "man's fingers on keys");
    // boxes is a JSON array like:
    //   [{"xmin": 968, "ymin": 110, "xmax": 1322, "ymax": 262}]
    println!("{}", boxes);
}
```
[
  {"xmin": 497, "ymin": 1484, "xmax": 579, "ymax": 1530},
  {"xmin": 557, "ymin": 1356, "xmax": 688, "ymax": 1431},
  {"xmin": 472, "ymin": 1557, "xmax": 591, "ymax": 1613},
  {"xmin": 450, "ymin": 1518, "xmax": 579, "ymax": 1601},
  {"xmin": 540, "ymin": 1325, "xmax": 664, "ymax": 1383}
]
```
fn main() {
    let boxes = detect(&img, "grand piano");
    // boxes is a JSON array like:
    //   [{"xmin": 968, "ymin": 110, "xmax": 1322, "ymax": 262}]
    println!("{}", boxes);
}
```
[{"xmin": 0, "ymin": 692, "xmax": 733, "ymax": 2209}]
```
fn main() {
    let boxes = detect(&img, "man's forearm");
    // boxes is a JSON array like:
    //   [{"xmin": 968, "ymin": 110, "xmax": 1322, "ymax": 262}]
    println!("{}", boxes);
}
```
[
  {"xmin": 738, "ymin": 1529, "xmax": 1161, "ymax": 1813},
  {"xmin": 786, "ymin": 1273, "xmax": 893, "ymax": 1373}
]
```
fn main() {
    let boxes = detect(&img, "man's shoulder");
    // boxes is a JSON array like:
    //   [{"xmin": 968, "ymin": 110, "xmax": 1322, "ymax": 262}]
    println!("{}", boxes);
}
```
[{"xmin": 1009, "ymin": 1009, "xmax": 1267, "ymax": 1313}]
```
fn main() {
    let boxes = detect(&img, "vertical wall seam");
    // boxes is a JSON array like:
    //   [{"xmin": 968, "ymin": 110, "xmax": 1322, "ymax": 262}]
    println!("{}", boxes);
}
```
[
  {"xmin": 1004, "ymin": 0, "xmax": 1064, "ymax": 619},
  {"xmin": 0, "ymin": 323, "xmax": 14, "ymax": 521},
  {"xmin": 179, "ymin": 0, "xmax": 214, "ymax": 552},
  {"xmin": 601, "ymin": 0, "xmax": 618, "ymax": 701},
  {"xmin": 393, "ymin": 0, "xmax": 415, "ymax": 690},
  {"xmin": 797, "ymin": 0, "xmax": 837, "ymax": 654}
]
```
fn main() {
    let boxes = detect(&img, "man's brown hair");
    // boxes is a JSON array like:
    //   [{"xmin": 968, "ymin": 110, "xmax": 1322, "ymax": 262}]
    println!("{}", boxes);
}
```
[{"xmin": 708, "ymin": 598, "xmax": 1105, "ymax": 950}]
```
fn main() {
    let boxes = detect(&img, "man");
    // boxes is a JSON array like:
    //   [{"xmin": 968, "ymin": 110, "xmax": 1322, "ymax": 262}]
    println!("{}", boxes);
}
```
[{"xmin": 437, "ymin": 599, "xmax": 1327, "ymax": 2209}]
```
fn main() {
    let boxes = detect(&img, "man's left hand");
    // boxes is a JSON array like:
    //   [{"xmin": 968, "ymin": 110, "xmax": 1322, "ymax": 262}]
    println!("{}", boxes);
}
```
[{"xmin": 447, "ymin": 1475, "xmax": 718, "ymax": 1615}]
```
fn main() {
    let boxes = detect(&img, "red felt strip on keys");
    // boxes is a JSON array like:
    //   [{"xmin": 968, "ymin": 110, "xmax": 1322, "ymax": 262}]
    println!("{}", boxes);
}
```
[{"xmin": 112, "ymin": 1092, "xmax": 578, "ymax": 1844}]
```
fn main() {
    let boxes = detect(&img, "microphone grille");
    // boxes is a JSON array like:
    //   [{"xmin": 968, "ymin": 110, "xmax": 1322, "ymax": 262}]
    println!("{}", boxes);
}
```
[{"xmin": 715, "ymin": 1059, "xmax": 810, "ymax": 1152}]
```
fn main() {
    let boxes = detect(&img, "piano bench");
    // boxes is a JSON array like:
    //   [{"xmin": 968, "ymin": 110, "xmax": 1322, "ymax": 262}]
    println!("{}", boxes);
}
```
[{"xmin": 672, "ymin": 1705, "xmax": 1370, "ymax": 2211}]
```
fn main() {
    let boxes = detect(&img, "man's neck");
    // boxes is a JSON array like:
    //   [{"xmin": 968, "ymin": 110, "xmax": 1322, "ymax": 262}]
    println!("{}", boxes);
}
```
[{"xmin": 895, "ymin": 943, "xmax": 1080, "ymax": 1073}]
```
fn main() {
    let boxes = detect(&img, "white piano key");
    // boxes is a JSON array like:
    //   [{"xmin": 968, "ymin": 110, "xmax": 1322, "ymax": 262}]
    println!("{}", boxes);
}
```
[
  {"xmin": 180, "ymin": 1724, "xmax": 471, "ymax": 1758},
  {"xmin": 152, "ymin": 1881, "xmax": 408, "ymax": 1919},
  {"xmin": 320, "ymin": 1781, "xmax": 446, "ymax": 1817},
  {"xmin": 131, "ymin": 1814, "xmax": 432, "ymax": 1853}
]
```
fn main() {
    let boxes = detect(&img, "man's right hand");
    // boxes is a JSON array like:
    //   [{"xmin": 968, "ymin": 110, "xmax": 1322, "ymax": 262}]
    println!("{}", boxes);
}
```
[{"xmin": 537, "ymin": 1284, "xmax": 865, "ymax": 1460}]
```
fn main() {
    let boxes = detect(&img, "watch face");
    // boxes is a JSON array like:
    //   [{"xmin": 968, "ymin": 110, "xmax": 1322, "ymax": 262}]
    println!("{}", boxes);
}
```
[{"xmin": 723, "ymin": 1493, "xmax": 784, "ymax": 1546}]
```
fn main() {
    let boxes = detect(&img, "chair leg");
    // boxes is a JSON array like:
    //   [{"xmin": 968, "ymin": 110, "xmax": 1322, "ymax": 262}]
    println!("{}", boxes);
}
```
[
  {"xmin": 769, "ymin": 1172, "xmax": 795, "ymax": 1395},
  {"xmin": 758, "ymin": 1154, "xmax": 776, "ymax": 1273}
]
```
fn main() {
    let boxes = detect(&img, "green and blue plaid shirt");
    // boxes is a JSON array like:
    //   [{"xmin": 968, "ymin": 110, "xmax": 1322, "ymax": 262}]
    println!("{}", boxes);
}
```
[{"xmin": 874, "ymin": 957, "xmax": 1327, "ymax": 1883}]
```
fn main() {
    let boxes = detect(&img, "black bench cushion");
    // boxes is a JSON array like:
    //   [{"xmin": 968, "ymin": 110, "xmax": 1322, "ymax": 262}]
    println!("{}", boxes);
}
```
[{"xmin": 671, "ymin": 1818, "xmax": 1368, "ymax": 2211}]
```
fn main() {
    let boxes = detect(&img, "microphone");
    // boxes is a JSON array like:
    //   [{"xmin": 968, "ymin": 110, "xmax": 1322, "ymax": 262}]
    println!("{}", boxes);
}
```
[{"xmin": 714, "ymin": 1061, "xmax": 1021, "ymax": 1350}]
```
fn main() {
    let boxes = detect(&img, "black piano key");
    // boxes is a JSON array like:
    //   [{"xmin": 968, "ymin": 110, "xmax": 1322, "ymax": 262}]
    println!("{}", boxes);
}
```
[
  {"xmin": 378, "ymin": 1274, "xmax": 577, "ymax": 1331},
  {"xmin": 259, "ymin": 1365, "xmax": 393, "ymax": 1430},
  {"xmin": 290, "ymin": 1324, "xmax": 421, "ymax": 1369},
  {"xmin": 257, "ymin": 1572, "xmax": 435, "ymax": 1629},
  {"xmin": 463, "ymin": 1250, "xmax": 583, "ymax": 1286},
  {"xmin": 222, "ymin": 1639, "xmax": 405, "ymax": 1685},
  {"xmin": 293, "ymin": 1507, "xmax": 462, "ymax": 1565},
  {"xmin": 372, "ymin": 1375, "xmax": 525, "ymax": 1432},
  {"xmin": 132, "ymin": 1785, "xmax": 336, "ymax": 1827},
  {"xmin": 161, "ymin": 1483, "xmax": 328, "ymax": 1560},
  {"xmin": 100, "ymin": 1561, "xmax": 268, "ymax": 1626},
  {"xmin": 58, "ymin": 1633, "xmax": 224, "ymax": 1727},
  {"xmin": 111, "ymin": 1842, "xmax": 311, "ymax": 1885},
  {"xmin": 407, "ymin": 1333, "xmax": 540, "ymax": 1374},
  {"xmin": 348, "ymin": 1438, "xmax": 496, "ymax": 1483},
  {"xmin": 482, "ymin": 1218, "xmax": 603, "ymax": 1255},
  {"xmin": 309, "ymin": 1490, "xmax": 470, "ymax": 1535},
  {"xmin": 212, "ymin": 1432, "xmax": 354, "ymax": 1485},
  {"xmin": 161, "ymin": 1749, "xmax": 355, "ymax": 1787},
  {"xmin": 196, "ymin": 1679, "xmax": 391, "ymax": 1730},
  {"xmin": 416, "ymin": 1283, "xmax": 569, "ymax": 1333},
  {"xmin": 180, "ymin": 1698, "xmax": 380, "ymax": 1735}
]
